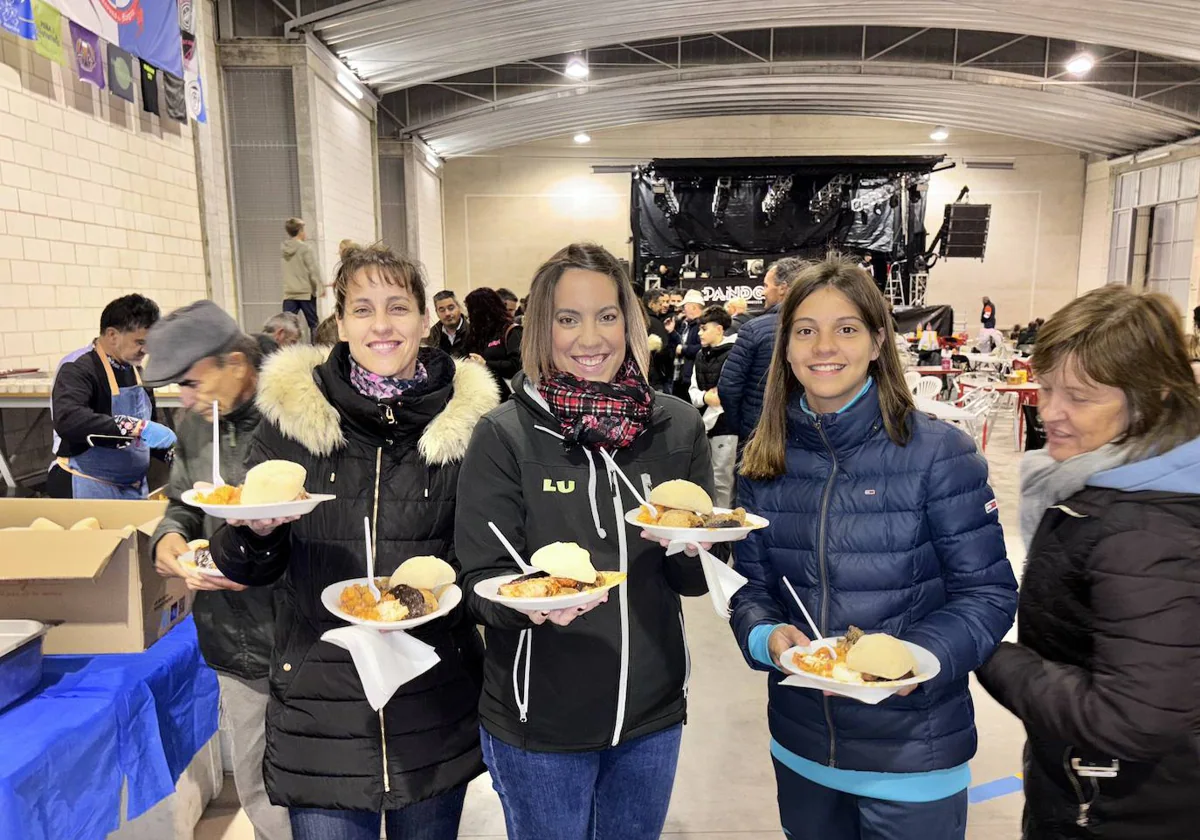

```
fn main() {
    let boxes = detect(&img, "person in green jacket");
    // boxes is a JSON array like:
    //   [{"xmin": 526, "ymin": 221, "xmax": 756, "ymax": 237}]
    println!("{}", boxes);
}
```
[{"xmin": 281, "ymin": 217, "xmax": 324, "ymax": 337}]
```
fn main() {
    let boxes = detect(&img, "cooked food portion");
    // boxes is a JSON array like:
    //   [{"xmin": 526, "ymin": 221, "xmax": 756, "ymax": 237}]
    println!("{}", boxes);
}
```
[
  {"xmin": 185, "ymin": 538, "xmax": 218, "ymax": 570},
  {"xmin": 790, "ymin": 625, "xmax": 917, "ymax": 684},
  {"xmin": 634, "ymin": 479, "xmax": 751, "ymax": 529},
  {"xmin": 196, "ymin": 460, "xmax": 310, "ymax": 506},
  {"xmin": 339, "ymin": 578, "xmax": 440, "ymax": 622},
  {"xmin": 70, "ymin": 517, "xmax": 101, "ymax": 531},
  {"xmin": 497, "ymin": 570, "xmax": 626, "ymax": 598},
  {"xmin": 529, "ymin": 542, "xmax": 597, "ymax": 584},
  {"xmin": 648, "ymin": 479, "xmax": 713, "ymax": 516},
  {"xmin": 389, "ymin": 556, "xmax": 456, "ymax": 591},
  {"xmin": 30, "ymin": 517, "xmax": 64, "ymax": 531}
]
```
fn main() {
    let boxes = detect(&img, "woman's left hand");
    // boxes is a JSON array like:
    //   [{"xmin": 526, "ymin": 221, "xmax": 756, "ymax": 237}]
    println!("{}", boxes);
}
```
[{"xmin": 640, "ymin": 530, "xmax": 712, "ymax": 557}]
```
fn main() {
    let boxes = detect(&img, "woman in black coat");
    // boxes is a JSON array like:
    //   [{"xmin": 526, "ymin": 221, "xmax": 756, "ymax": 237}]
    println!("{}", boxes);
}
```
[
  {"xmin": 212, "ymin": 245, "xmax": 500, "ymax": 840},
  {"xmin": 977, "ymin": 285, "xmax": 1200, "ymax": 840},
  {"xmin": 464, "ymin": 287, "xmax": 522, "ymax": 400}
]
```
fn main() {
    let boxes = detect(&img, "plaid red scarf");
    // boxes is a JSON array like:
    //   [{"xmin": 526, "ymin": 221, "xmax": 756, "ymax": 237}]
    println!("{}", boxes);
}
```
[{"xmin": 538, "ymin": 358, "xmax": 654, "ymax": 450}]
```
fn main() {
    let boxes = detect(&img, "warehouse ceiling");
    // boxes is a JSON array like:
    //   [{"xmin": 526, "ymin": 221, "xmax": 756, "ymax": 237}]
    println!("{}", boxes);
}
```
[{"xmin": 274, "ymin": 0, "xmax": 1200, "ymax": 156}]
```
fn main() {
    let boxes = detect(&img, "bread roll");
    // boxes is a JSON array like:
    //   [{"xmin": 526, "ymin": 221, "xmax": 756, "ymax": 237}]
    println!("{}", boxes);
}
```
[
  {"xmin": 648, "ymin": 480, "xmax": 713, "ymax": 515},
  {"xmin": 70, "ymin": 517, "xmax": 101, "ymax": 531},
  {"xmin": 29, "ymin": 517, "xmax": 64, "ymax": 531},
  {"xmin": 845, "ymin": 633, "xmax": 917, "ymax": 680},
  {"xmin": 240, "ymin": 460, "xmax": 307, "ymax": 505},
  {"xmin": 389, "ymin": 556, "xmax": 456, "ymax": 591},
  {"xmin": 530, "ymin": 541, "xmax": 597, "ymax": 584}
]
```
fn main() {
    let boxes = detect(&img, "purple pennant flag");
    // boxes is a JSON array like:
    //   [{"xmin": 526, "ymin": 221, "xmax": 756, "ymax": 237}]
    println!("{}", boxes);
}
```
[{"xmin": 69, "ymin": 21, "xmax": 105, "ymax": 89}]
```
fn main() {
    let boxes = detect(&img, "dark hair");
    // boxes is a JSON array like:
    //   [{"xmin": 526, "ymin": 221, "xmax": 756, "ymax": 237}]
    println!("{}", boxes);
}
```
[
  {"xmin": 100, "ymin": 294, "xmax": 160, "ymax": 334},
  {"xmin": 463, "ymin": 288, "xmax": 511, "ymax": 354},
  {"xmin": 496, "ymin": 288, "xmax": 518, "ymax": 304},
  {"xmin": 1192, "ymin": 304, "xmax": 1199, "ymax": 330},
  {"xmin": 213, "ymin": 333, "xmax": 264, "ymax": 372},
  {"xmin": 770, "ymin": 256, "xmax": 809, "ymax": 289},
  {"xmin": 743, "ymin": 253, "xmax": 914, "ymax": 480},
  {"xmin": 285, "ymin": 217, "xmax": 305, "ymax": 237},
  {"xmin": 699, "ymin": 305, "xmax": 731, "ymax": 331},
  {"xmin": 433, "ymin": 290, "xmax": 458, "ymax": 304},
  {"xmin": 644, "ymin": 288, "xmax": 666, "ymax": 307},
  {"xmin": 333, "ymin": 244, "xmax": 427, "ymax": 318}
]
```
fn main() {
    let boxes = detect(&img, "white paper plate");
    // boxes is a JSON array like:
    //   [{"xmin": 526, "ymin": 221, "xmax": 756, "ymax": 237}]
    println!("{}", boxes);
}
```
[
  {"xmin": 473, "ymin": 573, "xmax": 624, "ymax": 612},
  {"xmin": 779, "ymin": 638, "xmax": 941, "ymax": 705},
  {"xmin": 625, "ymin": 507, "xmax": 769, "ymax": 543},
  {"xmin": 321, "ymin": 578, "xmax": 462, "ymax": 631},
  {"xmin": 182, "ymin": 489, "xmax": 336, "ymax": 521},
  {"xmin": 179, "ymin": 549, "xmax": 227, "ymax": 579}
]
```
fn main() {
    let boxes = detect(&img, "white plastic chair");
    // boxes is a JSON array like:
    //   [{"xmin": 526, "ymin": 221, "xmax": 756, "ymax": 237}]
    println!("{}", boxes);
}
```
[
  {"xmin": 914, "ymin": 376, "xmax": 943, "ymax": 400},
  {"xmin": 904, "ymin": 371, "xmax": 923, "ymax": 393},
  {"xmin": 954, "ymin": 389, "xmax": 1001, "ymax": 451}
]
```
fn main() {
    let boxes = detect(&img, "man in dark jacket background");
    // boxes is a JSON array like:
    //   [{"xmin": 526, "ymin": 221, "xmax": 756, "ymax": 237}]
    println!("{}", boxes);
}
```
[
  {"xmin": 145, "ymin": 301, "xmax": 291, "ymax": 840},
  {"xmin": 642, "ymin": 288, "xmax": 674, "ymax": 391},
  {"xmin": 426, "ymin": 290, "xmax": 471, "ymax": 358},
  {"xmin": 718, "ymin": 256, "xmax": 808, "ymax": 441}
]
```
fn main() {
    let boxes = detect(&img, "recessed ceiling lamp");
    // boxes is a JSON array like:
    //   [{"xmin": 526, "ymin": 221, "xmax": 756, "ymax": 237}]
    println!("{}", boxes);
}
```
[
  {"xmin": 564, "ymin": 57, "xmax": 590, "ymax": 79},
  {"xmin": 1065, "ymin": 51, "xmax": 1095, "ymax": 76},
  {"xmin": 573, "ymin": 132, "xmax": 592, "ymax": 144},
  {"xmin": 930, "ymin": 126, "xmax": 949, "ymax": 142}
]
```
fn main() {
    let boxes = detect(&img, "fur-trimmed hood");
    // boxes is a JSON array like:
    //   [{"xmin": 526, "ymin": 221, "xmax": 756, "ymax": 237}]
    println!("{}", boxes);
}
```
[{"xmin": 256, "ymin": 344, "xmax": 500, "ymax": 465}]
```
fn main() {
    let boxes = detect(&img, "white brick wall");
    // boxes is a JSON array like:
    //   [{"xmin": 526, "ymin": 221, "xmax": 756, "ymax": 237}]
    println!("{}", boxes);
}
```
[
  {"xmin": 314, "ymin": 78, "xmax": 376, "ymax": 316},
  {"xmin": 0, "ymin": 30, "xmax": 209, "ymax": 372}
]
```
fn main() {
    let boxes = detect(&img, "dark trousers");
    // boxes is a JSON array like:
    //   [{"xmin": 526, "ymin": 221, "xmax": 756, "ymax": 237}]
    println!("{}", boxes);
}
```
[
  {"xmin": 283, "ymin": 297, "xmax": 319, "ymax": 335},
  {"xmin": 774, "ymin": 759, "xmax": 968, "ymax": 840},
  {"xmin": 288, "ymin": 784, "xmax": 467, "ymax": 840}
]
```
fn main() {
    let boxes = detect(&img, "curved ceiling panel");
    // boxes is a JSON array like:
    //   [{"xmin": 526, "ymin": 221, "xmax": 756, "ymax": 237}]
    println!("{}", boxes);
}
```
[
  {"xmin": 300, "ymin": 0, "xmax": 1200, "ymax": 90},
  {"xmin": 415, "ymin": 74, "xmax": 1199, "ymax": 157}
]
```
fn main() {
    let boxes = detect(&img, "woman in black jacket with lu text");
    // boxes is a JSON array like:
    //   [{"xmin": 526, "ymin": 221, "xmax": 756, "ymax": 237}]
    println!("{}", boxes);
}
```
[
  {"xmin": 456, "ymin": 243, "xmax": 711, "ymax": 840},
  {"xmin": 977, "ymin": 285, "xmax": 1200, "ymax": 840},
  {"xmin": 212, "ymin": 245, "xmax": 500, "ymax": 840}
]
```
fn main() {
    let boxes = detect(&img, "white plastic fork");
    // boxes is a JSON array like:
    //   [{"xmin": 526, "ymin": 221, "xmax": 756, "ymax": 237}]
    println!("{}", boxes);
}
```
[
  {"xmin": 211, "ymin": 401, "xmax": 225, "ymax": 487},
  {"xmin": 488, "ymin": 522, "xmax": 537, "ymax": 575},
  {"xmin": 364, "ymin": 517, "xmax": 381, "ymax": 602}
]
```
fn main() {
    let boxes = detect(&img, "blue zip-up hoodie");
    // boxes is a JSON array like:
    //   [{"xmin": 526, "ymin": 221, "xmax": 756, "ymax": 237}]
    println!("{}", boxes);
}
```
[{"xmin": 730, "ymin": 383, "xmax": 1017, "ymax": 775}]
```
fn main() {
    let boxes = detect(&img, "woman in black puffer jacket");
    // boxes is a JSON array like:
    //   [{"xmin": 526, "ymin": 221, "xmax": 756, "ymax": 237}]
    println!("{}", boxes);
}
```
[
  {"xmin": 977, "ymin": 285, "xmax": 1200, "ymax": 840},
  {"xmin": 212, "ymin": 245, "xmax": 500, "ymax": 840}
]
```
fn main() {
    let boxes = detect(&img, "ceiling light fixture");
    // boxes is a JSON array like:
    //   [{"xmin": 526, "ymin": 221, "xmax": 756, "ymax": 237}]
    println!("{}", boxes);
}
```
[
  {"xmin": 1065, "ymin": 51, "xmax": 1095, "ymax": 76},
  {"xmin": 338, "ymin": 72, "xmax": 364, "ymax": 100},
  {"xmin": 573, "ymin": 132, "xmax": 591, "ymax": 144},
  {"xmin": 930, "ymin": 126, "xmax": 949, "ymax": 142},
  {"xmin": 564, "ymin": 57, "xmax": 589, "ymax": 80}
]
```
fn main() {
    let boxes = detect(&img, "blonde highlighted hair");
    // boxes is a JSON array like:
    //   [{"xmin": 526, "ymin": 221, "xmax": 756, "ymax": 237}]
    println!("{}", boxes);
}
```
[
  {"xmin": 742, "ymin": 253, "xmax": 914, "ymax": 480},
  {"xmin": 521, "ymin": 243, "xmax": 650, "ymax": 382},
  {"xmin": 1033, "ymin": 285, "xmax": 1200, "ymax": 457}
]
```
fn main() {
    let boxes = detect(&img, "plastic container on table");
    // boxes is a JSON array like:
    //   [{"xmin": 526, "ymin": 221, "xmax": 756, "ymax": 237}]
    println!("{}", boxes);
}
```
[{"xmin": 0, "ymin": 620, "xmax": 48, "ymax": 713}]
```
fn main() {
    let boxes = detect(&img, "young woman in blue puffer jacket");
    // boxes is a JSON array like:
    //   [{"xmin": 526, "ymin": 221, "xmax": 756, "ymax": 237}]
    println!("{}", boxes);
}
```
[{"xmin": 729, "ymin": 254, "xmax": 1018, "ymax": 840}]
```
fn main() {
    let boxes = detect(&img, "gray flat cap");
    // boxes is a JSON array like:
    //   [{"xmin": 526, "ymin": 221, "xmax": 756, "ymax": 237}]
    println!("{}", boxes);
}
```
[{"xmin": 143, "ymin": 300, "xmax": 241, "ymax": 387}]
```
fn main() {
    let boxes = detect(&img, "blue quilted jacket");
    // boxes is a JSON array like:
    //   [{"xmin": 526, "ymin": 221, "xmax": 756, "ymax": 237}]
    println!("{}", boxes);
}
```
[
  {"xmin": 717, "ymin": 306, "xmax": 779, "ymax": 440},
  {"xmin": 730, "ymin": 384, "xmax": 1017, "ymax": 774}
]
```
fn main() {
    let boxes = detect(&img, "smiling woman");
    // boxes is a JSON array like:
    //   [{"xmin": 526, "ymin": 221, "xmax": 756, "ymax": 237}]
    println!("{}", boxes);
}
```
[{"xmin": 334, "ymin": 250, "xmax": 427, "ymax": 380}]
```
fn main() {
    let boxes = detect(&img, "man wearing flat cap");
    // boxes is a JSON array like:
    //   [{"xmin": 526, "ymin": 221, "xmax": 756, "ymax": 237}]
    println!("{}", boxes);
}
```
[{"xmin": 143, "ymin": 300, "xmax": 293, "ymax": 840}]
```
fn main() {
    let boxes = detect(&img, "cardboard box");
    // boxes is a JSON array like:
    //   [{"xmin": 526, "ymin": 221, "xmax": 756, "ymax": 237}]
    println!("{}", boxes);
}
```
[{"xmin": 0, "ymin": 499, "xmax": 192, "ymax": 654}]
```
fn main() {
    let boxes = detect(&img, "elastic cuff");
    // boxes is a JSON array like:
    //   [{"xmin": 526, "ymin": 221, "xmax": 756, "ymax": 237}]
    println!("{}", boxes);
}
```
[{"xmin": 749, "ymin": 622, "xmax": 789, "ymax": 671}]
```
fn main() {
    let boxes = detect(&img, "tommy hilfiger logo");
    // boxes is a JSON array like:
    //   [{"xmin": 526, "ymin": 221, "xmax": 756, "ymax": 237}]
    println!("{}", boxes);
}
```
[
  {"xmin": 985, "ymin": 499, "xmax": 999, "ymax": 515},
  {"xmin": 542, "ymin": 479, "xmax": 576, "ymax": 494}
]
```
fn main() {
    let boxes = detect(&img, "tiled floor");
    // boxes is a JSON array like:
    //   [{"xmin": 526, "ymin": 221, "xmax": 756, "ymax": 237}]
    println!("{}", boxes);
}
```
[{"xmin": 197, "ymin": 420, "xmax": 1029, "ymax": 840}]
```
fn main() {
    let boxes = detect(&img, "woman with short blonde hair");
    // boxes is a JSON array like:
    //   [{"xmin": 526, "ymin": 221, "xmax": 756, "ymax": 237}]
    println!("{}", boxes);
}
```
[{"xmin": 978, "ymin": 285, "xmax": 1200, "ymax": 839}]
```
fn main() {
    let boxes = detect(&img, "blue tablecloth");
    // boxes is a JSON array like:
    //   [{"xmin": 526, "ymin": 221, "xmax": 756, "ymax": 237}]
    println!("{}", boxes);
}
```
[{"xmin": 0, "ymin": 617, "xmax": 219, "ymax": 840}]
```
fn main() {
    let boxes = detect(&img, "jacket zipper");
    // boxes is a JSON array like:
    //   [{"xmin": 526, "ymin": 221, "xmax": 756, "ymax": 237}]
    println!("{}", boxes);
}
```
[
  {"xmin": 1062, "ymin": 748, "xmax": 1099, "ymax": 828},
  {"xmin": 679, "ymin": 611, "xmax": 691, "ymax": 699},
  {"xmin": 371, "ymin": 446, "xmax": 390, "ymax": 794},
  {"xmin": 814, "ymin": 419, "xmax": 840, "ymax": 767}
]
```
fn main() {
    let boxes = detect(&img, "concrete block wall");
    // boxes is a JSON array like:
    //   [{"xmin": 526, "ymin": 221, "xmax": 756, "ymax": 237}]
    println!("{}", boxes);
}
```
[{"xmin": 0, "ymin": 31, "xmax": 209, "ymax": 374}]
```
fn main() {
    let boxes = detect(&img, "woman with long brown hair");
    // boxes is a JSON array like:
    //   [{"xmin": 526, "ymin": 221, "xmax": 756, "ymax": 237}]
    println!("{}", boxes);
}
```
[
  {"xmin": 729, "ymin": 254, "xmax": 1016, "ymax": 840},
  {"xmin": 455, "ymin": 242, "xmax": 711, "ymax": 839},
  {"xmin": 977, "ymin": 286, "xmax": 1200, "ymax": 839}
]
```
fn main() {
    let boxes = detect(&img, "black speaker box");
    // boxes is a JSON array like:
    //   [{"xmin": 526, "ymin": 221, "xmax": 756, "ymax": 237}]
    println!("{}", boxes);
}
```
[{"xmin": 940, "ymin": 203, "xmax": 991, "ymax": 259}]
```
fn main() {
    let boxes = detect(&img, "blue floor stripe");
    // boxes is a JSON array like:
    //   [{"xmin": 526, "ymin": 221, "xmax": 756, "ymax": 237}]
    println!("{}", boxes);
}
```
[{"xmin": 969, "ymin": 775, "xmax": 1024, "ymax": 804}]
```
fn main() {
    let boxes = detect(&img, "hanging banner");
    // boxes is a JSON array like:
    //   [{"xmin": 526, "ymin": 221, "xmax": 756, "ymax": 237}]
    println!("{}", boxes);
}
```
[
  {"xmin": 180, "ymin": 28, "xmax": 205, "ymax": 122},
  {"xmin": 107, "ymin": 42, "xmax": 136, "ymax": 102},
  {"xmin": 163, "ymin": 70, "xmax": 185, "ymax": 122},
  {"xmin": 0, "ymin": 0, "xmax": 36, "ymax": 39},
  {"xmin": 139, "ymin": 59, "xmax": 159, "ymax": 114},
  {"xmin": 69, "ymin": 20, "xmax": 105, "ymax": 88},
  {"xmin": 50, "ymin": 0, "xmax": 184, "ymax": 77},
  {"xmin": 33, "ymin": 0, "xmax": 66, "ymax": 64}
]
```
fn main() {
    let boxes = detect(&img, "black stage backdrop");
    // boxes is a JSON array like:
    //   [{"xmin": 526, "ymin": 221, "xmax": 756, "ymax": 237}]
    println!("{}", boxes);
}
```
[
  {"xmin": 633, "ymin": 156, "xmax": 943, "ymax": 278},
  {"xmin": 894, "ymin": 305, "xmax": 955, "ymax": 336}
]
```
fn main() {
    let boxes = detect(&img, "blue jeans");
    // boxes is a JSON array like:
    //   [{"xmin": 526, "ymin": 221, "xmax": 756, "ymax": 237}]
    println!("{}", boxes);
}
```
[
  {"xmin": 775, "ymin": 760, "xmax": 967, "ymax": 840},
  {"xmin": 480, "ymin": 724, "xmax": 683, "ymax": 840},
  {"xmin": 288, "ymin": 784, "xmax": 466, "ymax": 840}
]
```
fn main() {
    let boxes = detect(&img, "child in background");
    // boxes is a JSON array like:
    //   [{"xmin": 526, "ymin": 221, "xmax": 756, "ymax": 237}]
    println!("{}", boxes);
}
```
[{"xmin": 689, "ymin": 305, "xmax": 738, "ymax": 507}]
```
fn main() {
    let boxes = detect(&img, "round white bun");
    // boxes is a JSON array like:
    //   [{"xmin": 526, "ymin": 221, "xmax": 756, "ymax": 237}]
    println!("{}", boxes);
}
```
[
  {"xmin": 70, "ymin": 517, "xmax": 101, "ymax": 531},
  {"xmin": 389, "ymin": 556, "xmax": 456, "ymax": 591},
  {"xmin": 240, "ymin": 460, "xmax": 307, "ymax": 506},
  {"xmin": 530, "ymin": 541, "xmax": 597, "ymax": 584},
  {"xmin": 648, "ymin": 480, "xmax": 713, "ymax": 515},
  {"xmin": 187, "ymin": 538, "xmax": 210, "ymax": 551},
  {"xmin": 845, "ymin": 633, "xmax": 917, "ymax": 680},
  {"xmin": 29, "ymin": 517, "xmax": 64, "ymax": 531}
]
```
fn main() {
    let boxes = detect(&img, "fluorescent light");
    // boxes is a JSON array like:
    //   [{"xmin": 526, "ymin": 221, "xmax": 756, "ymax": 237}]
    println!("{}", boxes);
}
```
[
  {"xmin": 564, "ymin": 58, "xmax": 589, "ymax": 79},
  {"xmin": 1065, "ymin": 52, "xmax": 1095, "ymax": 76},
  {"xmin": 573, "ymin": 132, "xmax": 591, "ymax": 144},
  {"xmin": 930, "ymin": 126, "xmax": 949, "ymax": 142},
  {"xmin": 425, "ymin": 151, "xmax": 441, "ymax": 169},
  {"xmin": 338, "ymin": 72, "xmax": 363, "ymax": 100},
  {"xmin": 1135, "ymin": 147, "xmax": 1173, "ymax": 163}
]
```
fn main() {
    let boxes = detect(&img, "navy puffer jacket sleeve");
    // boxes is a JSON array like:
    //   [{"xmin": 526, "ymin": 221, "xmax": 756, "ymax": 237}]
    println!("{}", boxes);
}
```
[{"xmin": 717, "ymin": 310, "xmax": 778, "ymax": 440}]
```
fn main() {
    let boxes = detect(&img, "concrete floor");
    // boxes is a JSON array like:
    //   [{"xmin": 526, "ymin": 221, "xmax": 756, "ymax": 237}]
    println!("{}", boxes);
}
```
[{"xmin": 197, "ymin": 419, "xmax": 1029, "ymax": 840}]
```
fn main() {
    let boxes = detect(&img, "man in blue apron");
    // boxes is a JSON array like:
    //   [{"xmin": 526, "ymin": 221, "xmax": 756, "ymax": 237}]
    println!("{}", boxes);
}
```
[{"xmin": 49, "ymin": 294, "xmax": 176, "ymax": 499}]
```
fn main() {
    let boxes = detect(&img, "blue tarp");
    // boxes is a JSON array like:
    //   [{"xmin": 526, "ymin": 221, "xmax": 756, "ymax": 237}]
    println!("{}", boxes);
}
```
[{"xmin": 0, "ymin": 617, "xmax": 219, "ymax": 840}]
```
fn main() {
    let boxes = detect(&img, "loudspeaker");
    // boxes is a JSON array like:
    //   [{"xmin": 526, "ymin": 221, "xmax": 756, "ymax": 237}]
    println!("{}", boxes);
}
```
[{"xmin": 940, "ymin": 203, "xmax": 991, "ymax": 259}]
